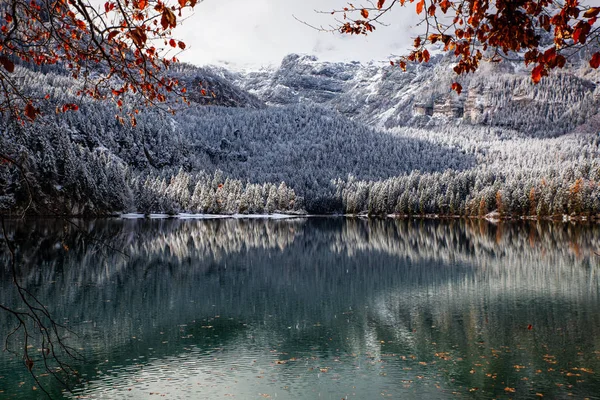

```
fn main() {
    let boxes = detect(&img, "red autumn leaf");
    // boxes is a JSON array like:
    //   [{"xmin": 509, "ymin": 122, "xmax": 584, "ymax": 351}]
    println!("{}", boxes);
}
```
[
  {"xmin": 416, "ymin": 0, "xmax": 425, "ymax": 15},
  {"xmin": 169, "ymin": 38, "xmax": 177, "ymax": 47},
  {"xmin": 422, "ymin": 49, "xmax": 430, "ymax": 62},
  {"xmin": 178, "ymin": 41, "xmax": 186, "ymax": 49},
  {"xmin": 0, "ymin": 56, "xmax": 14, "ymax": 73},
  {"xmin": 527, "ymin": 324, "xmax": 533, "ymax": 330},
  {"xmin": 107, "ymin": 30, "xmax": 118, "ymax": 41},
  {"xmin": 134, "ymin": 0, "xmax": 147, "ymax": 9},
  {"xmin": 573, "ymin": 24, "xmax": 590, "ymax": 44},
  {"xmin": 361, "ymin": 9, "xmax": 369, "ymax": 19},
  {"xmin": 590, "ymin": 52, "xmax": 600, "ymax": 69},
  {"xmin": 161, "ymin": 8, "xmax": 177, "ymax": 30},
  {"xmin": 531, "ymin": 64, "xmax": 545, "ymax": 83},
  {"xmin": 61, "ymin": 103, "xmax": 79, "ymax": 112},
  {"xmin": 451, "ymin": 82, "xmax": 462, "ymax": 94},
  {"xmin": 24, "ymin": 103, "xmax": 39, "ymax": 120},
  {"xmin": 377, "ymin": 0, "xmax": 385, "ymax": 9},
  {"xmin": 439, "ymin": 0, "xmax": 451, "ymax": 13},
  {"xmin": 104, "ymin": 2, "xmax": 115, "ymax": 13},
  {"xmin": 129, "ymin": 27, "xmax": 147, "ymax": 47}
]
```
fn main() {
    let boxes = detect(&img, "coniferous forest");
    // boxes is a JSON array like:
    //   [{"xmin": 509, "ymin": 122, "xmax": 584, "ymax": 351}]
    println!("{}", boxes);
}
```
[{"xmin": 1, "ymin": 54, "xmax": 600, "ymax": 218}]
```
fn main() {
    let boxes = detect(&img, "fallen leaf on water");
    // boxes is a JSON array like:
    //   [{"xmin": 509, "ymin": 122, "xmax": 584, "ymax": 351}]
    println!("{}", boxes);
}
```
[{"xmin": 505, "ymin": 387, "xmax": 516, "ymax": 393}]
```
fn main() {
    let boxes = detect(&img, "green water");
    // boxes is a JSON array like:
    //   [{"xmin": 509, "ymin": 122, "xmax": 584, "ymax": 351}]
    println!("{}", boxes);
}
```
[{"xmin": 0, "ymin": 218, "xmax": 599, "ymax": 399}]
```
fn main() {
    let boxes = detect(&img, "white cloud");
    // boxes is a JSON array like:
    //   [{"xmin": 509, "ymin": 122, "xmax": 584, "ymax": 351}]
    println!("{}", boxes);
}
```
[{"xmin": 176, "ymin": 0, "xmax": 419, "ymax": 68}]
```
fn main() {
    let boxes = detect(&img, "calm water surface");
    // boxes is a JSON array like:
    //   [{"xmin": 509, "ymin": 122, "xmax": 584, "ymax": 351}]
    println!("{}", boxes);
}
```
[{"xmin": 0, "ymin": 218, "xmax": 599, "ymax": 399}]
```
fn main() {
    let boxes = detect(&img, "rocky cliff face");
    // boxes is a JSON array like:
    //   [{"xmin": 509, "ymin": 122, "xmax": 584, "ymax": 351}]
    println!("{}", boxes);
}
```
[{"xmin": 218, "ymin": 52, "xmax": 600, "ymax": 137}]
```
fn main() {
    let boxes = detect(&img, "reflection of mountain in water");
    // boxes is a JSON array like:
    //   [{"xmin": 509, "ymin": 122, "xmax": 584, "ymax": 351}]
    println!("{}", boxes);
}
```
[{"xmin": 1, "ymin": 218, "xmax": 600, "ymax": 399}]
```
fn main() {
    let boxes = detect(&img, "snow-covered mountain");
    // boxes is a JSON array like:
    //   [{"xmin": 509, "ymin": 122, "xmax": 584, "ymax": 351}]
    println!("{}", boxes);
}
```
[
  {"xmin": 1, "ymin": 52, "xmax": 599, "ymax": 217},
  {"xmin": 220, "ymin": 53, "xmax": 600, "ymax": 137}
]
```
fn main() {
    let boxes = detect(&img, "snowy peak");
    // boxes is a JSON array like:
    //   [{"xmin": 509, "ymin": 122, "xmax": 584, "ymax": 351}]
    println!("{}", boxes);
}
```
[{"xmin": 229, "ymin": 53, "xmax": 600, "ymax": 137}]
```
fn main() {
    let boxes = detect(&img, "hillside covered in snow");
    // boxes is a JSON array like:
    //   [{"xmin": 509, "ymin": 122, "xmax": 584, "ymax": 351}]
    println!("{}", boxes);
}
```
[{"xmin": 1, "ymin": 52, "xmax": 599, "ymax": 217}]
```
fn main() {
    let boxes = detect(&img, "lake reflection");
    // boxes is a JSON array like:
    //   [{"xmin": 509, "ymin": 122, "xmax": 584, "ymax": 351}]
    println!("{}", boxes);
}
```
[{"xmin": 1, "ymin": 218, "xmax": 600, "ymax": 399}]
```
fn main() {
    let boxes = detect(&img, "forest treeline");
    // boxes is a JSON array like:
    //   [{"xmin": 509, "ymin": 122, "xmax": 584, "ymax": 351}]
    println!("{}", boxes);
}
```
[{"xmin": 0, "ymin": 61, "xmax": 599, "ymax": 218}]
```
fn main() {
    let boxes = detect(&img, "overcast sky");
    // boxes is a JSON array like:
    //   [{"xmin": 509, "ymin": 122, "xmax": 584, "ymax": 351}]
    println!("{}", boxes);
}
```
[{"xmin": 177, "ymin": 0, "xmax": 418, "ymax": 68}]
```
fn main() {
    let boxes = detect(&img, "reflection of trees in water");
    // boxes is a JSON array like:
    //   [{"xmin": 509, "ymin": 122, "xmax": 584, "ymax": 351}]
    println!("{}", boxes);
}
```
[
  {"xmin": 333, "ymin": 218, "xmax": 600, "ymax": 268},
  {"xmin": 1, "ymin": 218, "xmax": 600, "ymax": 398},
  {"xmin": 2, "ymin": 218, "xmax": 599, "ymax": 327}
]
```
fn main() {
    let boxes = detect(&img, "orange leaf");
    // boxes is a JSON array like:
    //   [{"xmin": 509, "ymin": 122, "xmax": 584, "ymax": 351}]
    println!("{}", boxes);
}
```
[
  {"xmin": 451, "ymin": 82, "xmax": 462, "ymax": 94},
  {"xmin": 439, "ymin": 0, "xmax": 451, "ymax": 12},
  {"xmin": 178, "ymin": 41, "xmax": 186, "ymax": 49},
  {"xmin": 178, "ymin": 0, "xmax": 187, "ymax": 7},
  {"xmin": 590, "ymin": 52, "xmax": 600, "ymax": 69},
  {"xmin": 361, "ymin": 9, "xmax": 369, "ymax": 18},
  {"xmin": 161, "ymin": 8, "xmax": 177, "ymax": 30},
  {"xmin": 583, "ymin": 7, "xmax": 600, "ymax": 18},
  {"xmin": 422, "ymin": 49, "xmax": 430, "ymax": 62},
  {"xmin": 129, "ymin": 27, "xmax": 147, "ymax": 47},
  {"xmin": 531, "ymin": 64, "xmax": 545, "ymax": 83},
  {"xmin": 428, "ymin": 4, "xmax": 436, "ymax": 16},
  {"xmin": 573, "ymin": 22, "xmax": 591, "ymax": 44},
  {"xmin": 377, "ymin": 0, "xmax": 385, "ymax": 9},
  {"xmin": 169, "ymin": 38, "xmax": 177, "ymax": 47},
  {"xmin": 416, "ymin": 0, "xmax": 425, "ymax": 14}
]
